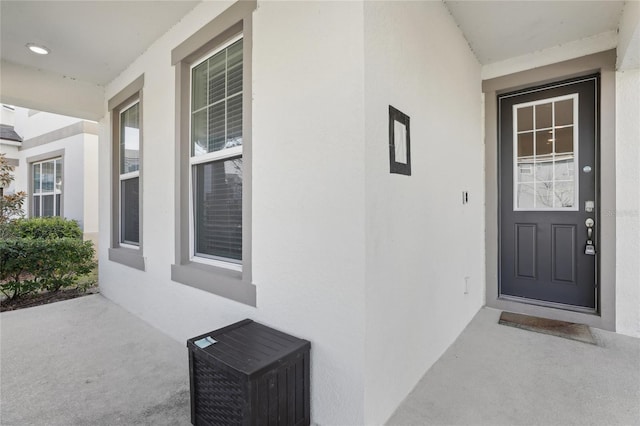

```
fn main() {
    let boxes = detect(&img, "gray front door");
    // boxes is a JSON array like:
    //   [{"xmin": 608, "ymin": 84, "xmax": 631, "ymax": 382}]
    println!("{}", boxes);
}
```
[{"xmin": 499, "ymin": 75, "xmax": 598, "ymax": 310}]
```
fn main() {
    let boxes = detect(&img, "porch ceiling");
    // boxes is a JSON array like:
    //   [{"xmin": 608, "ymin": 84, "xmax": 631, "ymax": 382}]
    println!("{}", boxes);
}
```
[
  {"xmin": 0, "ymin": 1, "xmax": 200, "ymax": 86},
  {"xmin": 444, "ymin": 1, "xmax": 625, "ymax": 65},
  {"xmin": 0, "ymin": 1, "xmax": 634, "ymax": 119}
]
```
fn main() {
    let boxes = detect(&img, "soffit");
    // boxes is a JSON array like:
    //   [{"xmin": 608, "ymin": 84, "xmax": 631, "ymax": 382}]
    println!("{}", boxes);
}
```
[
  {"xmin": 0, "ymin": 0, "xmax": 200, "ymax": 86},
  {"xmin": 444, "ymin": 1, "xmax": 625, "ymax": 65}
]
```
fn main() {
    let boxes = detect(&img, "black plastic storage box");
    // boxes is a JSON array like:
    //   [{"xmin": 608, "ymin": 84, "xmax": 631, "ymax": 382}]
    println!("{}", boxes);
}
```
[{"xmin": 187, "ymin": 319, "xmax": 311, "ymax": 426}]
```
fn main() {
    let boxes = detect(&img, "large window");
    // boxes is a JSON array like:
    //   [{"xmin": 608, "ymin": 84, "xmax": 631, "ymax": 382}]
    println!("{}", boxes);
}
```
[
  {"xmin": 120, "ymin": 101, "xmax": 140, "ymax": 246},
  {"xmin": 190, "ymin": 36, "xmax": 243, "ymax": 269},
  {"xmin": 32, "ymin": 158, "xmax": 62, "ymax": 217},
  {"xmin": 171, "ymin": 0, "xmax": 255, "ymax": 305}
]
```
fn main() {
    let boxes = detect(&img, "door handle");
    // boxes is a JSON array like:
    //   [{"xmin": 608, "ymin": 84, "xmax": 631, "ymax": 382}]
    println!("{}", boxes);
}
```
[
  {"xmin": 585, "ymin": 218, "xmax": 594, "ymax": 239},
  {"xmin": 585, "ymin": 218, "xmax": 596, "ymax": 255}
]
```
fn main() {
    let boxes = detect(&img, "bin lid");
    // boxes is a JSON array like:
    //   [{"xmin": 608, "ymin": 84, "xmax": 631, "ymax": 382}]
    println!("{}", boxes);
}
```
[{"xmin": 187, "ymin": 319, "xmax": 310, "ymax": 377}]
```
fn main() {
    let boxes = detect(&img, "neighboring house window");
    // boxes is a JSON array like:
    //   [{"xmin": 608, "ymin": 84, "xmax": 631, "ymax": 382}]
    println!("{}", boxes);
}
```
[
  {"xmin": 107, "ymin": 74, "xmax": 145, "ymax": 271},
  {"xmin": 171, "ymin": 0, "xmax": 256, "ymax": 306},
  {"xmin": 119, "ymin": 101, "xmax": 140, "ymax": 246},
  {"xmin": 32, "ymin": 158, "xmax": 62, "ymax": 217},
  {"xmin": 190, "ymin": 36, "xmax": 243, "ymax": 269}
]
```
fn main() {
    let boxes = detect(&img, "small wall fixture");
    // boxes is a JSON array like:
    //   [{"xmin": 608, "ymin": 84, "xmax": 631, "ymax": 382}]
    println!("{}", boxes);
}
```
[{"xmin": 26, "ymin": 43, "xmax": 50, "ymax": 55}]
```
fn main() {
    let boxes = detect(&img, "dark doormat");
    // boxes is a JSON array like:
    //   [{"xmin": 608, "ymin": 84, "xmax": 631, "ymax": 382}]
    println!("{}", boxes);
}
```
[{"xmin": 499, "ymin": 311, "xmax": 596, "ymax": 345}]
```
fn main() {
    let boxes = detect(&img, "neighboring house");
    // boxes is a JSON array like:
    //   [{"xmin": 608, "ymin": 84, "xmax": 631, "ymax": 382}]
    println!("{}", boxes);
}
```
[
  {"xmin": 0, "ymin": 106, "xmax": 22, "ymax": 195},
  {"xmin": 1, "ymin": 1, "xmax": 638, "ymax": 424},
  {"xmin": 0, "ymin": 105, "xmax": 99, "ymax": 245}
]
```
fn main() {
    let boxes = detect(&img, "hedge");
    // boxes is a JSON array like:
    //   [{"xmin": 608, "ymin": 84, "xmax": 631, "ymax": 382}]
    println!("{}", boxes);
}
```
[
  {"xmin": 0, "ymin": 218, "xmax": 95, "ymax": 301},
  {"xmin": 11, "ymin": 217, "xmax": 83, "ymax": 239}
]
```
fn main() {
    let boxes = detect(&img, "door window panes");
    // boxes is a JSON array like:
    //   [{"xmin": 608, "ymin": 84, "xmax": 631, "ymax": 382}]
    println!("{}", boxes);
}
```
[{"xmin": 513, "ymin": 95, "xmax": 578, "ymax": 210}]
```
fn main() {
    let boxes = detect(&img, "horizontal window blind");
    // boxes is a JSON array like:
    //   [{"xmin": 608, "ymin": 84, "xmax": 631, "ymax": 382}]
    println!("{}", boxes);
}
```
[
  {"xmin": 191, "ymin": 38, "xmax": 243, "ymax": 156},
  {"xmin": 190, "ymin": 36, "xmax": 244, "ymax": 265},
  {"xmin": 121, "ymin": 177, "xmax": 140, "ymax": 245},
  {"xmin": 120, "ymin": 103, "xmax": 140, "ymax": 175},
  {"xmin": 194, "ymin": 158, "xmax": 243, "ymax": 261}
]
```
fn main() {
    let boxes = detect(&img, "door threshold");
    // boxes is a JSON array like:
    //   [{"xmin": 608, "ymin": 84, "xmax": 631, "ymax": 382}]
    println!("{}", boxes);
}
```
[{"xmin": 498, "ymin": 294, "xmax": 597, "ymax": 315}]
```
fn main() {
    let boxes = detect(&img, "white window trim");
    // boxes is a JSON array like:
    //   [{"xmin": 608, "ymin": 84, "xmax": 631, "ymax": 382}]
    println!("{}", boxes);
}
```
[
  {"xmin": 188, "ymin": 34, "xmax": 244, "ymax": 271},
  {"xmin": 512, "ymin": 93, "xmax": 580, "ymax": 212},
  {"xmin": 118, "ymin": 100, "xmax": 141, "ymax": 248},
  {"xmin": 32, "ymin": 157, "xmax": 63, "ymax": 217}
]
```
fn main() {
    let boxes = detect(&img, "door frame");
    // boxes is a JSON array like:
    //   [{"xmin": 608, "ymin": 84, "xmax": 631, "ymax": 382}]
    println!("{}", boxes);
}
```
[{"xmin": 483, "ymin": 50, "xmax": 616, "ymax": 331}]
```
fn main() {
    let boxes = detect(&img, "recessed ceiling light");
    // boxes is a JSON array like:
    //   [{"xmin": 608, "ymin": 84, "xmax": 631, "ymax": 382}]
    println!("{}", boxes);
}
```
[{"xmin": 26, "ymin": 43, "xmax": 50, "ymax": 55}]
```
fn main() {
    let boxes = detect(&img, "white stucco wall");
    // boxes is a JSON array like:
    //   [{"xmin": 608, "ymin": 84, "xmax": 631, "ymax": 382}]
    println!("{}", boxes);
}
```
[
  {"xmin": 100, "ymin": 1, "xmax": 366, "ymax": 424},
  {"xmin": 13, "ymin": 108, "xmax": 81, "ymax": 140},
  {"xmin": 1, "ymin": 105, "xmax": 16, "ymax": 126},
  {"xmin": 252, "ymin": 2, "xmax": 367, "ymax": 424},
  {"xmin": 0, "ymin": 142, "xmax": 20, "ymax": 193},
  {"xmin": 16, "ymin": 135, "xmax": 86, "ymax": 227},
  {"xmin": 363, "ymin": 2, "xmax": 484, "ymax": 424},
  {"xmin": 83, "ymin": 133, "xmax": 99, "ymax": 236},
  {"xmin": 615, "ymin": 68, "xmax": 640, "ymax": 337}
]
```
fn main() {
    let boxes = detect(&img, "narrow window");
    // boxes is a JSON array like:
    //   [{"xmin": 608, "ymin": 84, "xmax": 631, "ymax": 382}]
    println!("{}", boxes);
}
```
[
  {"xmin": 189, "ymin": 36, "xmax": 243, "ymax": 270},
  {"xmin": 119, "ymin": 101, "xmax": 140, "ymax": 246},
  {"xmin": 32, "ymin": 158, "xmax": 62, "ymax": 217},
  {"xmin": 107, "ymin": 74, "xmax": 145, "ymax": 271}
]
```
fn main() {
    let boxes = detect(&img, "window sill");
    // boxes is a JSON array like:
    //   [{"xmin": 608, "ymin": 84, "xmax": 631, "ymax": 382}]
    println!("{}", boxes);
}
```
[
  {"xmin": 171, "ymin": 262, "xmax": 256, "ymax": 306},
  {"xmin": 108, "ymin": 247, "xmax": 146, "ymax": 271}
]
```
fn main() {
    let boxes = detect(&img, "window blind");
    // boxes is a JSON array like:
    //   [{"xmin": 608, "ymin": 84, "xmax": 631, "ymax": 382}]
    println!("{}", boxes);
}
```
[
  {"xmin": 121, "ymin": 177, "xmax": 139, "ymax": 245},
  {"xmin": 194, "ymin": 158, "xmax": 243, "ymax": 261},
  {"xmin": 190, "ymin": 37, "xmax": 244, "ymax": 264}
]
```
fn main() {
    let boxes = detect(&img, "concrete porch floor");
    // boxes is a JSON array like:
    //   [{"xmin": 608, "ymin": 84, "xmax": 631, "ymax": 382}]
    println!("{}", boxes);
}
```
[
  {"xmin": 1, "ymin": 294, "xmax": 190, "ymax": 426},
  {"xmin": 1, "ymin": 295, "xmax": 639, "ymax": 426},
  {"xmin": 387, "ymin": 307, "xmax": 640, "ymax": 426}
]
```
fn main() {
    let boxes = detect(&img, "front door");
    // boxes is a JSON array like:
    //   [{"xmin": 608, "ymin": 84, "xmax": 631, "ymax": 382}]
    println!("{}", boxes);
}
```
[{"xmin": 499, "ymin": 75, "xmax": 598, "ymax": 310}]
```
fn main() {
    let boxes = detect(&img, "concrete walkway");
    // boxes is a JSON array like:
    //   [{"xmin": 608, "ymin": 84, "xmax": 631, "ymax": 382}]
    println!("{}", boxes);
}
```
[
  {"xmin": 2, "ymin": 296, "xmax": 639, "ymax": 426},
  {"xmin": 387, "ymin": 307, "xmax": 640, "ymax": 426},
  {"xmin": 1, "ymin": 295, "xmax": 190, "ymax": 426}
]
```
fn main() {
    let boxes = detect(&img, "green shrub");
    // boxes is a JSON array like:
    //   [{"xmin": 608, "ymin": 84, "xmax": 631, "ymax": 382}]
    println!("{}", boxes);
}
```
[
  {"xmin": 12, "ymin": 217, "xmax": 83, "ymax": 239},
  {"xmin": 35, "ymin": 238, "xmax": 96, "ymax": 292},
  {"xmin": 0, "ymin": 239, "xmax": 41, "ymax": 300},
  {"xmin": 0, "ymin": 218, "xmax": 95, "ymax": 300}
]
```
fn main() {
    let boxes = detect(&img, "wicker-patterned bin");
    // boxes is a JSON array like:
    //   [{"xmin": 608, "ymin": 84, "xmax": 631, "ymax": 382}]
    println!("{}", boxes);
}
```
[{"xmin": 187, "ymin": 319, "xmax": 310, "ymax": 426}]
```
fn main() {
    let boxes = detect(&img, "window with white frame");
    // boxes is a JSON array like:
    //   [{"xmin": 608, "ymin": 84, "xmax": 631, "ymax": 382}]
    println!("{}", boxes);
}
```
[
  {"xmin": 190, "ymin": 36, "xmax": 243, "ymax": 269},
  {"xmin": 32, "ymin": 158, "xmax": 62, "ymax": 217},
  {"xmin": 119, "ymin": 101, "xmax": 140, "ymax": 246}
]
